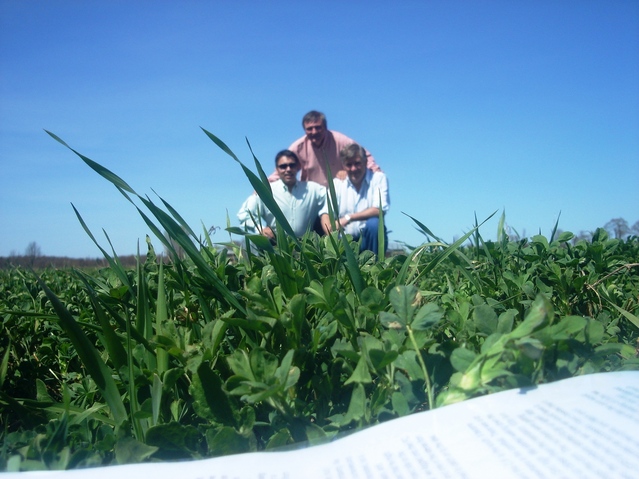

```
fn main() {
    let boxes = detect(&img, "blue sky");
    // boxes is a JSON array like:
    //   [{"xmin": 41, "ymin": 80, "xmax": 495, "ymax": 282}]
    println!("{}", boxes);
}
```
[{"xmin": 1, "ymin": 0, "xmax": 638, "ymax": 258}]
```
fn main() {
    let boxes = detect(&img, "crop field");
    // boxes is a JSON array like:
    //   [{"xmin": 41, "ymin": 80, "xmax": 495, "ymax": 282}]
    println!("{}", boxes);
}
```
[{"xmin": 1, "ymin": 132, "xmax": 638, "ymax": 472}]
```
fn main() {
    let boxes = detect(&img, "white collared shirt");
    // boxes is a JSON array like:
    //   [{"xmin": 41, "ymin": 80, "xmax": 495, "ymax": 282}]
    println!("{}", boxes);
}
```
[
  {"xmin": 333, "ymin": 169, "xmax": 390, "ymax": 236},
  {"xmin": 238, "ymin": 179, "xmax": 328, "ymax": 237}
]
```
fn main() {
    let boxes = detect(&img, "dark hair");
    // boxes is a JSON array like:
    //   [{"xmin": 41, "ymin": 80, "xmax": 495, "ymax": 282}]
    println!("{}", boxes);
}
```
[
  {"xmin": 302, "ymin": 110, "xmax": 327, "ymax": 128},
  {"xmin": 275, "ymin": 149, "xmax": 300, "ymax": 167}
]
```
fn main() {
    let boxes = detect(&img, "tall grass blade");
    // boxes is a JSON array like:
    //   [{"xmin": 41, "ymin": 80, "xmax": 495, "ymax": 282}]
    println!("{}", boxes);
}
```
[
  {"xmin": 153, "ymin": 189, "xmax": 198, "ymax": 239},
  {"xmin": 74, "ymin": 274, "xmax": 129, "ymax": 372},
  {"xmin": 45, "ymin": 130, "xmax": 136, "ymax": 197},
  {"xmin": 0, "ymin": 340, "xmax": 9, "ymax": 390},
  {"xmin": 34, "ymin": 275, "xmax": 128, "ymax": 425},
  {"xmin": 151, "ymin": 374, "xmax": 162, "ymax": 427},
  {"xmin": 72, "ymin": 205, "xmax": 133, "ymax": 291},
  {"xmin": 377, "ymin": 192, "xmax": 385, "ymax": 261},
  {"xmin": 155, "ymin": 261, "xmax": 169, "ymax": 375},
  {"xmin": 549, "ymin": 211, "xmax": 562, "ymax": 243},
  {"xmin": 402, "ymin": 212, "xmax": 444, "ymax": 243},
  {"xmin": 341, "ymin": 235, "xmax": 365, "ymax": 297},
  {"xmin": 497, "ymin": 210, "xmax": 506, "ymax": 244},
  {"xmin": 203, "ymin": 127, "xmax": 320, "ymax": 282},
  {"xmin": 136, "ymin": 195, "xmax": 246, "ymax": 314}
]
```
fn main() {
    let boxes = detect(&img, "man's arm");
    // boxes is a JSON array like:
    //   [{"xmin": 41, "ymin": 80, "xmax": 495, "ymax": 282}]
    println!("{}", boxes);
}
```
[
  {"xmin": 338, "ymin": 207, "xmax": 380, "ymax": 228},
  {"xmin": 364, "ymin": 151, "xmax": 380, "ymax": 172},
  {"xmin": 320, "ymin": 214, "xmax": 332, "ymax": 235},
  {"xmin": 238, "ymin": 193, "xmax": 274, "ymax": 238}
]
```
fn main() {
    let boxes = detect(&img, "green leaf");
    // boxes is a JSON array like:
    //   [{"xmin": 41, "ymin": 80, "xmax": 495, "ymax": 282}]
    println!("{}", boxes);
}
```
[
  {"xmin": 35, "ymin": 275, "xmax": 128, "ymax": 425},
  {"xmin": 344, "ymin": 354, "xmax": 372, "ymax": 385},
  {"xmin": 343, "ymin": 383, "xmax": 367, "ymax": 423},
  {"xmin": 389, "ymin": 285, "xmax": 418, "ymax": 325},
  {"xmin": 515, "ymin": 337, "xmax": 545, "ymax": 360},
  {"xmin": 411, "ymin": 303, "xmax": 443, "ymax": 331},
  {"xmin": 0, "ymin": 339, "xmax": 10, "ymax": 390},
  {"xmin": 145, "ymin": 422, "xmax": 201, "ymax": 459},
  {"xmin": 379, "ymin": 311, "xmax": 405, "ymax": 330},
  {"xmin": 368, "ymin": 349, "xmax": 399, "ymax": 370},
  {"xmin": 450, "ymin": 347, "xmax": 477, "ymax": 372},
  {"xmin": 474, "ymin": 304, "xmax": 498, "ymax": 335},
  {"xmin": 510, "ymin": 294, "xmax": 552, "ymax": 339},
  {"xmin": 114, "ymin": 437, "xmax": 158, "ymax": 465},
  {"xmin": 610, "ymin": 303, "xmax": 639, "ymax": 329},
  {"xmin": 191, "ymin": 363, "xmax": 236, "ymax": 427},
  {"xmin": 206, "ymin": 426, "xmax": 253, "ymax": 456}
]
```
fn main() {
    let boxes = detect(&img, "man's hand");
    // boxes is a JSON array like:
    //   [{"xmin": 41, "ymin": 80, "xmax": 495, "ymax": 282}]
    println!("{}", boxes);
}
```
[
  {"xmin": 320, "ymin": 214, "xmax": 333, "ymax": 235},
  {"xmin": 261, "ymin": 226, "xmax": 275, "ymax": 240},
  {"xmin": 335, "ymin": 170, "xmax": 347, "ymax": 180}
]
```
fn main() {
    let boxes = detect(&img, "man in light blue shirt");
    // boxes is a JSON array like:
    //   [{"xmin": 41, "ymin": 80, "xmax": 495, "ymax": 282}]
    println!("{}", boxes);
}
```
[
  {"xmin": 331, "ymin": 143, "xmax": 390, "ymax": 253},
  {"xmin": 238, "ymin": 150, "xmax": 330, "ymax": 240}
]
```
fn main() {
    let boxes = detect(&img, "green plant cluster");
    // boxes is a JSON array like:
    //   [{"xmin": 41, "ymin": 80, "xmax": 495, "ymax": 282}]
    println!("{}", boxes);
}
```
[{"xmin": 1, "ymin": 132, "xmax": 638, "ymax": 472}]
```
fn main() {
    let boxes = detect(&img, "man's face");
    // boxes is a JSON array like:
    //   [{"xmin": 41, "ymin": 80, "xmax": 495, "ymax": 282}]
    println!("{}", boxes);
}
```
[
  {"xmin": 303, "ymin": 120, "xmax": 326, "ymax": 148},
  {"xmin": 344, "ymin": 155, "xmax": 366, "ymax": 187},
  {"xmin": 276, "ymin": 156, "xmax": 300, "ymax": 187}
]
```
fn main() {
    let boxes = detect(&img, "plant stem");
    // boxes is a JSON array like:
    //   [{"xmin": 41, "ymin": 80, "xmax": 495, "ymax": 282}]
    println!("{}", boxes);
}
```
[{"xmin": 407, "ymin": 326, "xmax": 434, "ymax": 410}]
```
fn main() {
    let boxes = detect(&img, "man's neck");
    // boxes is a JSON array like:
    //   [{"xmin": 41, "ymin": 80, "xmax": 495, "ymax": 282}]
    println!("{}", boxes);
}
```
[{"xmin": 283, "ymin": 180, "xmax": 296, "ymax": 192}]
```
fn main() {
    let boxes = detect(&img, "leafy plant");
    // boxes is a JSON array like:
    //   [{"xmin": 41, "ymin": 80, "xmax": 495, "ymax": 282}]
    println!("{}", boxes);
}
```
[{"xmin": 0, "ymin": 130, "xmax": 637, "ymax": 471}]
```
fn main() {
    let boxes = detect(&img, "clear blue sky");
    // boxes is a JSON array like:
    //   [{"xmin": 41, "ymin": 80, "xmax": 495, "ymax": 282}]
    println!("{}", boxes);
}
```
[{"xmin": 1, "ymin": 0, "xmax": 638, "ymax": 258}]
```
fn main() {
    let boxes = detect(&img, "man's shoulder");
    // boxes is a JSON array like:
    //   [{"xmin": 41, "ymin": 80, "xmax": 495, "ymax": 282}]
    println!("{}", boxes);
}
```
[
  {"xmin": 298, "ymin": 180, "xmax": 326, "ymax": 193},
  {"xmin": 328, "ymin": 130, "xmax": 355, "ymax": 146},
  {"xmin": 288, "ymin": 135, "xmax": 308, "ymax": 151},
  {"xmin": 331, "ymin": 177, "xmax": 348, "ymax": 192},
  {"xmin": 369, "ymin": 169, "xmax": 387, "ymax": 182}
]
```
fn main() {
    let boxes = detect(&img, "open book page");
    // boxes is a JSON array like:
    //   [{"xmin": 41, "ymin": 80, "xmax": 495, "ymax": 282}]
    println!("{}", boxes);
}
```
[{"xmin": 8, "ymin": 371, "xmax": 638, "ymax": 479}]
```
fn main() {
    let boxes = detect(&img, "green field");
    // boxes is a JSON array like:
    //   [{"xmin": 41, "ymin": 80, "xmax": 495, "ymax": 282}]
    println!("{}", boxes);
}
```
[{"xmin": 1, "ymin": 132, "xmax": 638, "ymax": 472}]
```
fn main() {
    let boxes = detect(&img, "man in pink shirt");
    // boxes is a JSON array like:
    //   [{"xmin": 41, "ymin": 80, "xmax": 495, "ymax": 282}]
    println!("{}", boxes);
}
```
[{"xmin": 268, "ymin": 111, "xmax": 381, "ymax": 187}]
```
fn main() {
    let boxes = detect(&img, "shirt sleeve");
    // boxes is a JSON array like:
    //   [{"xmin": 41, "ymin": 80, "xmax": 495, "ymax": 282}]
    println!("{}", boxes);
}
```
[
  {"xmin": 364, "ymin": 150, "xmax": 380, "ymax": 172},
  {"xmin": 371, "ymin": 173, "xmax": 390, "ymax": 213},
  {"xmin": 332, "ymin": 130, "xmax": 381, "ymax": 172},
  {"xmin": 237, "ymin": 194, "xmax": 263, "ymax": 233},
  {"xmin": 317, "ymin": 185, "xmax": 329, "ymax": 216}
]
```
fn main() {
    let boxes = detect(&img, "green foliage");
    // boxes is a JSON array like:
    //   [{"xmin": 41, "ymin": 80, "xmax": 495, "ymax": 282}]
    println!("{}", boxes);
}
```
[{"xmin": 0, "ymin": 131, "xmax": 637, "ymax": 471}]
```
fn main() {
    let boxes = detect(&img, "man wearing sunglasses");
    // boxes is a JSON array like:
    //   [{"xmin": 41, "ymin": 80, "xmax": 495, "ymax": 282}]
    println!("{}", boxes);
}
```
[{"xmin": 238, "ymin": 150, "xmax": 331, "ymax": 241}]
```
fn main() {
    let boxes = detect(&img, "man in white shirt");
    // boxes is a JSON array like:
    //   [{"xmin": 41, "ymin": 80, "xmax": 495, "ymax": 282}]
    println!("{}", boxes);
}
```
[
  {"xmin": 331, "ymin": 143, "xmax": 390, "ymax": 253},
  {"xmin": 238, "ymin": 150, "xmax": 331, "ymax": 240}
]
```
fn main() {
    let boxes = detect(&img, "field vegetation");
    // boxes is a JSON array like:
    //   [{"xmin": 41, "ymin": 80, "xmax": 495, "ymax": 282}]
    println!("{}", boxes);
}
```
[{"xmin": 1, "ymin": 131, "xmax": 638, "ymax": 472}]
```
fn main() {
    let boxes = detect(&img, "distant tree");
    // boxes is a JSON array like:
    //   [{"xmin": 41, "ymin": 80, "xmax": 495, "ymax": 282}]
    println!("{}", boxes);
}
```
[
  {"xmin": 25, "ymin": 241, "xmax": 42, "ymax": 266},
  {"xmin": 632, "ymin": 220, "xmax": 639, "ymax": 237},
  {"xmin": 25, "ymin": 241, "xmax": 42, "ymax": 258},
  {"xmin": 604, "ymin": 218, "xmax": 630, "ymax": 239}
]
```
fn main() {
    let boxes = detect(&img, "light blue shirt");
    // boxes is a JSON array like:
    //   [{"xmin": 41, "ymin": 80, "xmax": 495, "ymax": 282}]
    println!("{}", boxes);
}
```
[
  {"xmin": 238, "ymin": 179, "xmax": 328, "ymax": 237},
  {"xmin": 333, "ymin": 169, "xmax": 390, "ymax": 236}
]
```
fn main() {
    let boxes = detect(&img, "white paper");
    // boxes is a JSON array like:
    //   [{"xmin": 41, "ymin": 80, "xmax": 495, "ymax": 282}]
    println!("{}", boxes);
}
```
[{"xmin": 7, "ymin": 371, "xmax": 638, "ymax": 479}]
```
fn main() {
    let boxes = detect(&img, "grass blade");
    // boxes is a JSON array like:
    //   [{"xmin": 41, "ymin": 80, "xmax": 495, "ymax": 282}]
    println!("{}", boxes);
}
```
[{"xmin": 35, "ymin": 274, "xmax": 128, "ymax": 425}]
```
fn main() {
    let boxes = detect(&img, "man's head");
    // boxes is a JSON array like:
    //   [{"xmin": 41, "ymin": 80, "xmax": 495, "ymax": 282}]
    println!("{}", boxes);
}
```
[
  {"xmin": 302, "ymin": 111, "xmax": 327, "ymax": 148},
  {"xmin": 275, "ymin": 150, "xmax": 301, "ymax": 188},
  {"xmin": 339, "ymin": 143, "xmax": 367, "ymax": 188}
]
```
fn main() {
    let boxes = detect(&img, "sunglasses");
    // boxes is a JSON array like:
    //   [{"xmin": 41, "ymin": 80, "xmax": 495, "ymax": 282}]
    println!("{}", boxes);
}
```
[{"xmin": 277, "ymin": 162, "xmax": 298, "ymax": 170}]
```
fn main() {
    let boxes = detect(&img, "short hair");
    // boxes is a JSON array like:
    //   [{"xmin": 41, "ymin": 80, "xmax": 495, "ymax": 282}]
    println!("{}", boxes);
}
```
[
  {"xmin": 339, "ymin": 143, "xmax": 367, "ymax": 163},
  {"xmin": 302, "ymin": 111, "xmax": 327, "ymax": 128},
  {"xmin": 274, "ymin": 149, "xmax": 300, "ymax": 167}
]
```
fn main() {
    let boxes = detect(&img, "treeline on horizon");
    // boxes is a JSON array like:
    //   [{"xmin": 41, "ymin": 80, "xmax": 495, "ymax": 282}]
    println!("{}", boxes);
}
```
[
  {"xmin": 3, "ymin": 217, "xmax": 637, "ymax": 270},
  {"xmin": 0, "ymin": 255, "xmax": 135, "ymax": 270}
]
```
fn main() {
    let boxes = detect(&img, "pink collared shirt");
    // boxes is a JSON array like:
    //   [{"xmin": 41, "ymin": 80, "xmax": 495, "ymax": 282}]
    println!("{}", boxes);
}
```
[{"xmin": 268, "ymin": 130, "xmax": 380, "ymax": 187}]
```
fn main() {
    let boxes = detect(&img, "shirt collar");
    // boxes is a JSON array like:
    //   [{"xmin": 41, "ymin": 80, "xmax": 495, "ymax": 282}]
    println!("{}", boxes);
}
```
[
  {"xmin": 278, "ymin": 178, "xmax": 298, "ymax": 192},
  {"xmin": 347, "ymin": 169, "xmax": 372, "ymax": 189}
]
